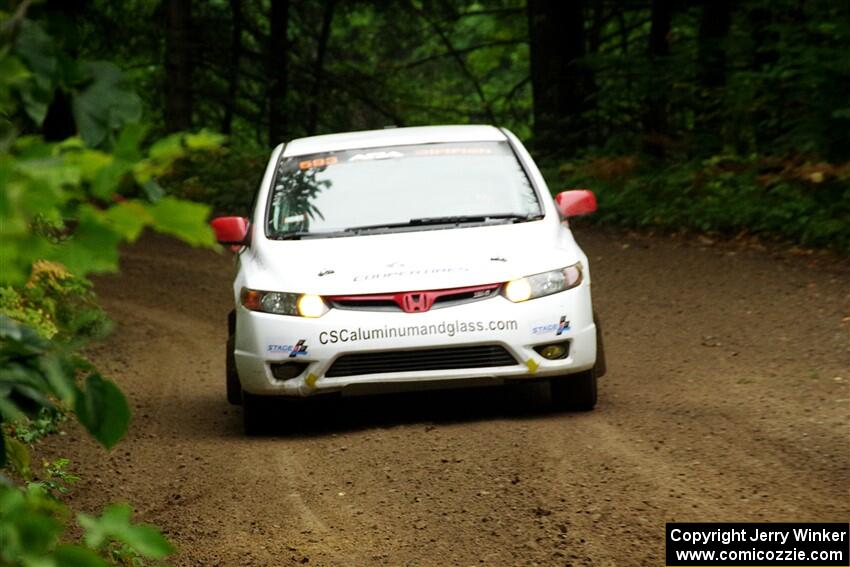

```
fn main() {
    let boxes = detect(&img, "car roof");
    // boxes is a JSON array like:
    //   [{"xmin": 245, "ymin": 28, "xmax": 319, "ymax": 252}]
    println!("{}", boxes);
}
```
[{"xmin": 281, "ymin": 125, "xmax": 507, "ymax": 157}]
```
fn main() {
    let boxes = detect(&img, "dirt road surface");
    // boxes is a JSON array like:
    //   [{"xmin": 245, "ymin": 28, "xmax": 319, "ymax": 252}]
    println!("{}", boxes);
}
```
[{"xmin": 43, "ymin": 228, "xmax": 849, "ymax": 566}]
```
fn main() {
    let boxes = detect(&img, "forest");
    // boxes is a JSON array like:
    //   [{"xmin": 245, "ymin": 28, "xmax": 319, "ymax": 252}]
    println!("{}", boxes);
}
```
[
  {"xmin": 9, "ymin": 0, "xmax": 850, "ymax": 249},
  {"xmin": 1, "ymin": 0, "xmax": 849, "ymax": 565}
]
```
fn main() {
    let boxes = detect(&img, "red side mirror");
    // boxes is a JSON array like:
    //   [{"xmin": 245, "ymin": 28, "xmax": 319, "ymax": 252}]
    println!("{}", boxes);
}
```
[
  {"xmin": 555, "ymin": 190, "xmax": 597, "ymax": 218},
  {"xmin": 211, "ymin": 216, "xmax": 249, "ymax": 246}
]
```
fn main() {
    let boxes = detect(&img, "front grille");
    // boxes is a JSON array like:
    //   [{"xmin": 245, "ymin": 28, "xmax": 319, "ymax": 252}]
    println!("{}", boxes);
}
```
[
  {"xmin": 325, "ymin": 345, "xmax": 519, "ymax": 378},
  {"xmin": 431, "ymin": 287, "xmax": 499, "ymax": 308},
  {"xmin": 329, "ymin": 284, "xmax": 500, "ymax": 313},
  {"xmin": 330, "ymin": 298, "xmax": 398, "ymax": 312}
]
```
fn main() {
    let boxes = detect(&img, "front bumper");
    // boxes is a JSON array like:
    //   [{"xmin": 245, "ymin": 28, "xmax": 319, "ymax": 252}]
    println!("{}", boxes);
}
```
[{"xmin": 234, "ymin": 285, "xmax": 597, "ymax": 397}]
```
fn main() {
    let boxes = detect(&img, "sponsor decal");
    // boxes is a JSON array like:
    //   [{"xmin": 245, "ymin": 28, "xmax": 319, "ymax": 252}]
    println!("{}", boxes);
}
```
[
  {"xmin": 352, "ymin": 265, "xmax": 470, "ymax": 282},
  {"xmin": 267, "ymin": 339, "xmax": 309, "ymax": 357},
  {"xmin": 557, "ymin": 315, "xmax": 569, "ymax": 336},
  {"xmin": 414, "ymin": 147, "xmax": 494, "ymax": 156},
  {"xmin": 319, "ymin": 319, "xmax": 519, "ymax": 345},
  {"xmin": 348, "ymin": 150, "xmax": 404, "ymax": 161},
  {"xmin": 298, "ymin": 156, "xmax": 338, "ymax": 170},
  {"xmin": 531, "ymin": 315, "xmax": 571, "ymax": 336}
]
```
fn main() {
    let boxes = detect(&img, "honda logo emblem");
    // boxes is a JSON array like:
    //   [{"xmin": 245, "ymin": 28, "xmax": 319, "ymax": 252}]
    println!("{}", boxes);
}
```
[{"xmin": 401, "ymin": 292, "xmax": 431, "ymax": 312}]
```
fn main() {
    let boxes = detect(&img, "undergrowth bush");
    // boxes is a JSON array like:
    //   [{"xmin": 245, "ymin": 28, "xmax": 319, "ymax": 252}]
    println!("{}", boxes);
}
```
[
  {"xmin": 161, "ymin": 148, "xmax": 267, "ymax": 216},
  {"xmin": 0, "ymin": 261, "xmax": 110, "ymax": 342},
  {"xmin": 1, "ymin": 10, "xmax": 219, "ymax": 565},
  {"xmin": 555, "ymin": 155, "xmax": 850, "ymax": 253}
]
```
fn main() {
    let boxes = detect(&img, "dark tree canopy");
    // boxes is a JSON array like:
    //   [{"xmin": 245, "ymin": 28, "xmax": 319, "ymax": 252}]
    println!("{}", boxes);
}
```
[{"xmin": 5, "ymin": 0, "xmax": 850, "ymax": 250}]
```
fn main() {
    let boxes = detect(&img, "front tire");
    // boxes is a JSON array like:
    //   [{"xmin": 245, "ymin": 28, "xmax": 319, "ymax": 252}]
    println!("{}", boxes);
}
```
[
  {"xmin": 550, "ymin": 368, "xmax": 597, "ymax": 411},
  {"xmin": 226, "ymin": 334, "xmax": 242, "ymax": 405}
]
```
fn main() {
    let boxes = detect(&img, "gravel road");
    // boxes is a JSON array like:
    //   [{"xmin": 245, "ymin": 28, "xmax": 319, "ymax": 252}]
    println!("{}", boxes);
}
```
[{"xmin": 45, "ymin": 228, "xmax": 849, "ymax": 566}]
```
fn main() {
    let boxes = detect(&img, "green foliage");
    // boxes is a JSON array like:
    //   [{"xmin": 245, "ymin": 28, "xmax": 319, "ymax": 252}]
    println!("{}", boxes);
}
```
[
  {"xmin": 0, "ymin": 129, "xmax": 217, "ymax": 286},
  {"xmin": 2, "ymin": 17, "xmax": 221, "ymax": 285},
  {"xmin": 4, "ymin": 435, "xmax": 31, "ymax": 480},
  {"xmin": 9, "ymin": 20, "xmax": 142, "ymax": 148},
  {"xmin": 0, "ymin": 316, "xmax": 131, "ymax": 456},
  {"xmin": 0, "ymin": 260, "xmax": 110, "ymax": 342},
  {"xmin": 557, "ymin": 155, "xmax": 850, "ymax": 253},
  {"xmin": 0, "ymin": 483, "xmax": 171, "ymax": 567},
  {"xmin": 0, "ymin": 5, "xmax": 229, "ymax": 566},
  {"xmin": 74, "ymin": 374, "xmax": 130, "ymax": 451},
  {"xmin": 7, "ymin": 406, "xmax": 66, "ymax": 445},
  {"xmin": 160, "ymin": 148, "xmax": 267, "ymax": 215},
  {"xmin": 32, "ymin": 458, "xmax": 80, "ymax": 497},
  {"xmin": 79, "ymin": 504, "xmax": 173, "ymax": 561}
]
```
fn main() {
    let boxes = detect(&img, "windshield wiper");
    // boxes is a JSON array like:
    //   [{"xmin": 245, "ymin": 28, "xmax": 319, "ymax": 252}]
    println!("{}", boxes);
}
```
[
  {"xmin": 344, "ymin": 213, "xmax": 543, "ymax": 234},
  {"xmin": 409, "ymin": 213, "xmax": 542, "ymax": 225},
  {"xmin": 275, "ymin": 230, "xmax": 349, "ymax": 240},
  {"xmin": 275, "ymin": 214, "xmax": 543, "ymax": 239}
]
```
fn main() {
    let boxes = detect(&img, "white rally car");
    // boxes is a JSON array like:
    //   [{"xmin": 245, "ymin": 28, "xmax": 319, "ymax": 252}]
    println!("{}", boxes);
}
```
[{"xmin": 212, "ymin": 125, "xmax": 606, "ymax": 432}]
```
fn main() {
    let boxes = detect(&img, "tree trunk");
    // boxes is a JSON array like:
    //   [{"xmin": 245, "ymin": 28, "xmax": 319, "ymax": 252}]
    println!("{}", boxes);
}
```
[
  {"xmin": 748, "ymin": 4, "xmax": 779, "ymax": 152},
  {"xmin": 643, "ymin": 0, "xmax": 674, "ymax": 156},
  {"xmin": 164, "ymin": 0, "xmax": 193, "ymax": 132},
  {"xmin": 698, "ymin": 0, "xmax": 732, "ymax": 89},
  {"xmin": 222, "ymin": 0, "xmax": 243, "ymax": 135},
  {"xmin": 527, "ymin": 0, "xmax": 592, "ymax": 154},
  {"xmin": 268, "ymin": 0, "xmax": 290, "ymax": 146},
  {"xmin": 588, "ymin": 0, "xmax": 605, "ymax": 54},
  {"xmin": 307, "ymin": 0, "xmax": 336, "ymax": 135},
  {"xmin": 695, "ymin": 0, "xmax": 732, "ymax": 153}
]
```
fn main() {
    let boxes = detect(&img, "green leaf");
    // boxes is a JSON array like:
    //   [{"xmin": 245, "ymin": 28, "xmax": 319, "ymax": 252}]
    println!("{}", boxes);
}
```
[
  {"xmin": 71, "ymin": 62, "xmax": 142, "ymax": 148},
  {"xmin": 88, "ymin": 159, "xmax": 130, "ymax": 200},
  {"xmin": 0, "ymin": 398, "xmax": 26, "ymax": 423},
  {"xmin": 79, "ymin": 504, "xmax": 173, "ymax": 559},
  {"xmin": 118, "ymin": 522, "xmax": 174, "ymax": 558},
  {"xmin": 74, "ymin": 374, "xmax": 130, "ymax": 450},
  {"xmin": 50, "ymin": 207, "xmax": 122, "ymax": 276},
  {"xmin": 113, "ymin": 123, "xmax": 147, "ymax": 162},
  {"xmin": 147, "ymin": 134, "xmax": 184, "ymax": 162},
  {"xmin": 13, "ymin": 22, "xmax": 57, "ymax": 125},
  {"xmin": 14, "ymin": 22, "xmax": 57, "ymax": 82},
  {"xmin": 147, "ymin": 196, "xmax": 214, "ymax": 246},
  {"xmin": 53, "ymin": 545, "xmax": 110, "ymax": 567},
  {"xmin": 0, "ymin": 484, "xmax": 64, "ymax": 556},
  {"xmin": 16, "ymin": 156, "xmax": 82, "ymax": 190},
  {"xmin": 0, "ymin": 315, "xmax": 51, "ymax": 353},
  {"xmin": 39, "ymin": 354, "xmax": 76, "ymax": 405},
  {"xmin": 4, "ymin": 434, "xmax": 31, "ymax": 480},
  {"xmin": 101, "ymin": 201, "xmax": 152, "ymax": 242},
  {"xmin": 141, "ymin": 179, "xmax": 165, "ymax": 202},
  {"xmin": 184, "ymin": 130, "xmax": 226, "ymax": 150}
]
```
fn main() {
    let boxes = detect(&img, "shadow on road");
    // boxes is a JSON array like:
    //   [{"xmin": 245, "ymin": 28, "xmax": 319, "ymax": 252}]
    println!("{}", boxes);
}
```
[{"xmin": 173, "ymin": 381, "xmax": 592, "ymax": 439}]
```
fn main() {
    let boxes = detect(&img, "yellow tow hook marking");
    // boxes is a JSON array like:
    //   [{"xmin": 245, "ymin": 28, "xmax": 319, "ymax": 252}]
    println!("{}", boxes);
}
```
[
  {"xmin": 305, "ymin": 373, "xmax": 318, "ymax": 388},
  {"xmin": 525, "ymin": 358, "xmax": 539, "ymax": 374}
]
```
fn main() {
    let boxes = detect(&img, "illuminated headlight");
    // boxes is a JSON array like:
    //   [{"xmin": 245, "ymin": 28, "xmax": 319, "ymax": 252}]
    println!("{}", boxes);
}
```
[
  {"xmin": 241, "ymin": 288, "xmax": 328, "ymax": 317},
  {"xmin": 503, "ymin": 263, "xmax": 583, "ymax": 303},
  {"xmin": 297, "ymin": 294, "xmax": 326, "ymax": 318}
]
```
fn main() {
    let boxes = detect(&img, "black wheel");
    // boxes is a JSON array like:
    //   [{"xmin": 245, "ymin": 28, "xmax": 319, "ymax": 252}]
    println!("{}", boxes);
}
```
[
  {"xmin": 242, "ymin": 391, "xmax": 268, "ymax": 435},
  {"xmin": 550, "ymin": 368, "xmax": 597, "ymax": 411},
  {"xmin": 593, "ymin": 312, "xmax": 607, "ymax": 378},
  {"xmin": 226, "ymin": 335, "xmax": 242, "ymax": 405}
]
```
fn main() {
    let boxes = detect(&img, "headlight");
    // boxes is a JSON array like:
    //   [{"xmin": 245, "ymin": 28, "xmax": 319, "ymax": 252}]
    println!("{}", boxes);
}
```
[
  {"xmin": 297, "ymin": 294, "xmax": 326, "ymax": 318},
  {"xmin": 503, "ymin": 263, "xmax": 583, "ymax": 302},
  {"xmin": 241, "ymin": 288, "xmax": 328, "ymax": 317}
]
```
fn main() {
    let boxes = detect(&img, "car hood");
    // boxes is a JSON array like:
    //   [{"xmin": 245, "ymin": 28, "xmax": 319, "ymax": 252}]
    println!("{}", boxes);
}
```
[{"xmin": 243, "ymin": 220, "xmax": 583, "ymax": 295}]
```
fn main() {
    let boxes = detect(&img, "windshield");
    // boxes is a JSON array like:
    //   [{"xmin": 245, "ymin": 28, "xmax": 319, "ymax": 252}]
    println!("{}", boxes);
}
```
[{"xmin": 266, "ymin": 141, "xmax": 542, "ymax": 238}]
